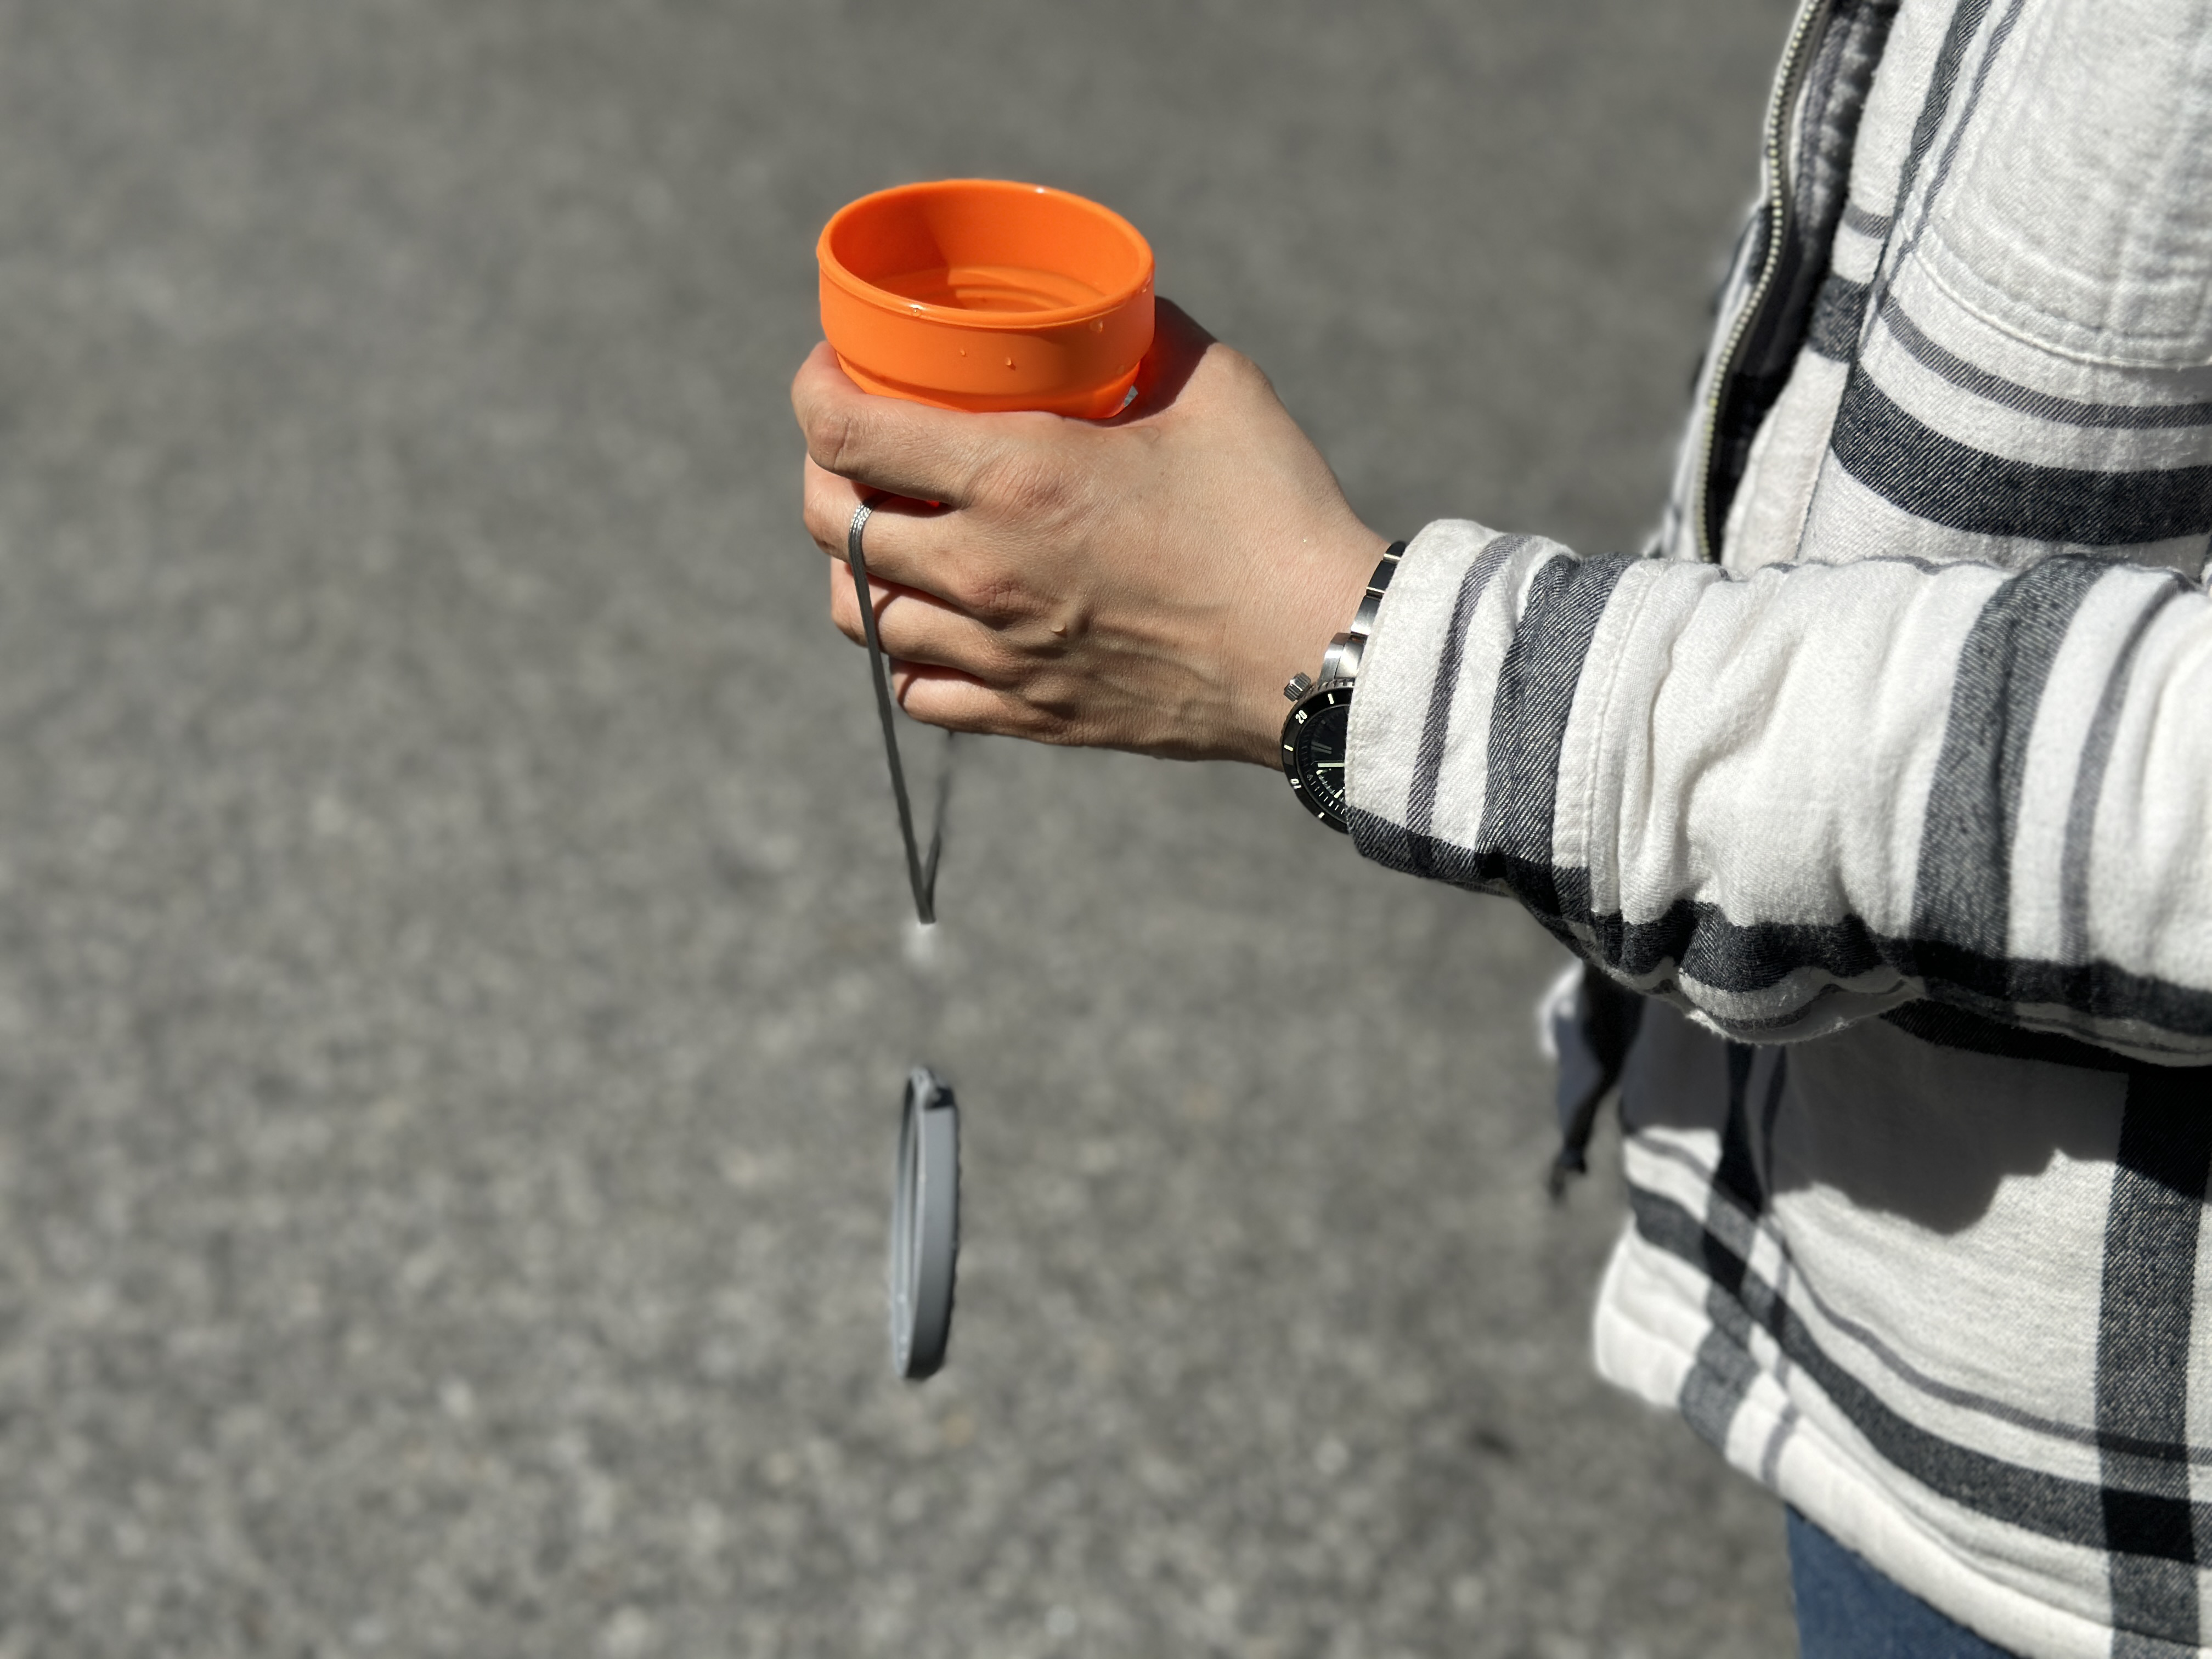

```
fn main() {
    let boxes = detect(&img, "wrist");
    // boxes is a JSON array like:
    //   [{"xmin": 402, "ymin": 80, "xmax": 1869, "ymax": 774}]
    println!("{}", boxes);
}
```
[{"xmin": 1229, "ymin": 522, "xmax": 1390, "ymax": 767}]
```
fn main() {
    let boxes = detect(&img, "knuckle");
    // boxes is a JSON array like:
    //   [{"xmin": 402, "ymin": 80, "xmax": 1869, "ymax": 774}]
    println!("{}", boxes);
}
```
[
  {"xmin": 986, "ymin": 452, "xmax": 1074, "ymax": 518},
  {"xmin": 951, "ymin": 570, "xmax": 1031, "ymax": 625},
  {"xmin": 1197, "ymin": 342, "xmax": 1274, "ymax": 404},
  {"xmin": 804, "ymin": 407, "xmax": 863, "ymax": 475},
  {"xmin": 982, "ymin": 692, "xmax": 1053, "ymax": 742},
  {"xmin": 967, "ymin": 636, "xmax": 1030, "ymax": 689},
  {"xmin": 1223, "ymin": 347, "xmax": 1273, "ymax": 396}
]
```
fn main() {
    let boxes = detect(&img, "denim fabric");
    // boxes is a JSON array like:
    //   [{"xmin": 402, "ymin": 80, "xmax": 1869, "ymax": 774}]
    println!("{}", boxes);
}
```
[{"xmin": 1790, "ymin": 1509, "xmax": 2021, "ymax": 1658}]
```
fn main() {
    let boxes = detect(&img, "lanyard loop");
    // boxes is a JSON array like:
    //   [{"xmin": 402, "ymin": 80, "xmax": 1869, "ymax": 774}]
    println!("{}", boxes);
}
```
[
  {"xmin": 846, "ymin": 498, "xmax": 951, "ymax": 926},
  {"xmin": 846, "ymin": 500, "xmax": 963, "ymax": 1380}
]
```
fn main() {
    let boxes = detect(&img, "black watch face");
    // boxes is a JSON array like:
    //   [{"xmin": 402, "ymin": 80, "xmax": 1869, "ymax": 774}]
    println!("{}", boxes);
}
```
[{"xmin": 1282, "ymin": 686, "xmax": 1353, "ymax": 833}]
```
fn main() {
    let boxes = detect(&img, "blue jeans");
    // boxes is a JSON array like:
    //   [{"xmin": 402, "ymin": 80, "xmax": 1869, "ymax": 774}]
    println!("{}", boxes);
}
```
[{"xmin": 1790, "ymin": 1510, "xmax": 2019, "ymax": 1658}]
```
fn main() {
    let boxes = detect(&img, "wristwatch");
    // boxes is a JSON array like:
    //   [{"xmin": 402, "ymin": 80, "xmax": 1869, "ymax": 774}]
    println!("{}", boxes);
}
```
[{"xmin": 1279, "ymin": 540, "xmax": 1406, "ymax": 833}]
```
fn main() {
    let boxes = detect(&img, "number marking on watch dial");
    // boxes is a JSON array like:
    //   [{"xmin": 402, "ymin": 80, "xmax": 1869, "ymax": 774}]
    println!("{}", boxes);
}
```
[{"xmin": 1280, "ymin": 684, "xmax": 1355, "ymax": 833}]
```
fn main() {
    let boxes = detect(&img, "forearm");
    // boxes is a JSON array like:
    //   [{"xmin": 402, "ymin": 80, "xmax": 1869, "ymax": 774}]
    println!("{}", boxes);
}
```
[{"xmin": 1348, "ymin": 522, "xmax": 2212, "ymax": 1062}]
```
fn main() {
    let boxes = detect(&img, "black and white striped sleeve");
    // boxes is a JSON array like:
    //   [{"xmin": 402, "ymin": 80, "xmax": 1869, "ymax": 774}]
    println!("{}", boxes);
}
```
[{"xmin": 1344, "ymin": 520, "xmax": 2212, "ymax": 1064}]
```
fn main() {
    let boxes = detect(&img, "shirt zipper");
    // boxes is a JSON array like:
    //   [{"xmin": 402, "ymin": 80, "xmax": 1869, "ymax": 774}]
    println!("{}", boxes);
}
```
[{"xmin": 1692, "ymin": 0, "xmax": 1839, "ymax": 562}]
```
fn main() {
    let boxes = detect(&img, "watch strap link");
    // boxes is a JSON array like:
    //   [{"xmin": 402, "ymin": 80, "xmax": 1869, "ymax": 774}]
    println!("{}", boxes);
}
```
[{"xmin": 1318, "ymin": 539, "xmax": 1406, "ymax": 687}]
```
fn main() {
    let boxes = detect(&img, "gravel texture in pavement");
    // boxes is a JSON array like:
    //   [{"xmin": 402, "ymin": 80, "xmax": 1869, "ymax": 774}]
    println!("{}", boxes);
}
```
[{"xmin": 0, "ymin": 1, "xmax": 1800, "ymax": 1654}]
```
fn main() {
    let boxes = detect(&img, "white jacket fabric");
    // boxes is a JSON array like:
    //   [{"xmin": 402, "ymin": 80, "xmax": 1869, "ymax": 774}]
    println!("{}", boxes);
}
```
[{"xmin": 1345, "ymin": 0, "xmax": 2212, "ymax": 1652}]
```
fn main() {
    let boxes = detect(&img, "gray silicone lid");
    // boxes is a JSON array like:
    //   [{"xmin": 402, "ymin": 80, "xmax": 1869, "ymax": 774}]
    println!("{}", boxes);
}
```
[{"xmin": 889, "ymin": 1066, "xmax": 959, "ymax": 1380}]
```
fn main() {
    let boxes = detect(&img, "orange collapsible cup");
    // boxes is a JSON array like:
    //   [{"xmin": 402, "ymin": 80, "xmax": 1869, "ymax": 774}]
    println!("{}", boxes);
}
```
[{"xmin": 817, "ymin": 179, "xmax": 1155, "ymax": 419}]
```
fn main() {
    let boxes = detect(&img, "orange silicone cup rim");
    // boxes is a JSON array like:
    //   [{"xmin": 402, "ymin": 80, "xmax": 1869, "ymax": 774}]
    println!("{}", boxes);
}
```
[
  {"xmin": 817, "ymin": 179, "xmax": 1154, "ymax": 331},
  {"xmin": 816, "ymin": 179, "xmax": 1156, "ymax": 416}
]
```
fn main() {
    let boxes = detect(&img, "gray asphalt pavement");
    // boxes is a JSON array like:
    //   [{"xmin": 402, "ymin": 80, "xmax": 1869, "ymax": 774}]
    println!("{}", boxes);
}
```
[{"xmin": 0, "ymin": 2, "xmax": 1801, "ymax": 1654}]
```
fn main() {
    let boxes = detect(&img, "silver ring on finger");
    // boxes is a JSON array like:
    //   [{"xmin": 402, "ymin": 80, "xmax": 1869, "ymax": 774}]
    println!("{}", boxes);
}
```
[{"xmin": 847, "ymin": 493, "xmax": 889, "ymax": 565}]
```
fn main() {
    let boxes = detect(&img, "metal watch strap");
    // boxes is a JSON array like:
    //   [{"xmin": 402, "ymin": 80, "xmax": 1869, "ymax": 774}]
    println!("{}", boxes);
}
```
[
  {"xmin": 1318, "ymin": 539, "xmax": 1406, "ymax": 686},
  {"xmin": 1279, "ymin": 538, "xmax": 1409, "ymax": 834}
]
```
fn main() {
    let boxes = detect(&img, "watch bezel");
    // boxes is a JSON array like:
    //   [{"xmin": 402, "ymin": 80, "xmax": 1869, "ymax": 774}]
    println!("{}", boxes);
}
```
[{"xmin": 1279, "ymin": 682, "xmax": 1355, "ymax": 834}]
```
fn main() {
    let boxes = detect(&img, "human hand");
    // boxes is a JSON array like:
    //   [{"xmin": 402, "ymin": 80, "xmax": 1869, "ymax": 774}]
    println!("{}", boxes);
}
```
[{"xmin": 794, "ymin": 302, "xmax": 1385, "ymax": 767}]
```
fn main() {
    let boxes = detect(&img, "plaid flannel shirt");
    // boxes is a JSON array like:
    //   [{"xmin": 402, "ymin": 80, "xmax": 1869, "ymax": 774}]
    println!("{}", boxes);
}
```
[{"xmin": 1344, "ymin": 0, "xmax": 2212, "ymax": 1652}]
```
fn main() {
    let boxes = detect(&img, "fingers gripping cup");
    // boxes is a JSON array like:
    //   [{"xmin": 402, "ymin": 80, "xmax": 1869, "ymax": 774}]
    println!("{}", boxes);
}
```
[{"xmin": 817, "ymin": 179, "xmax": 1155, "ymax": 418}]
